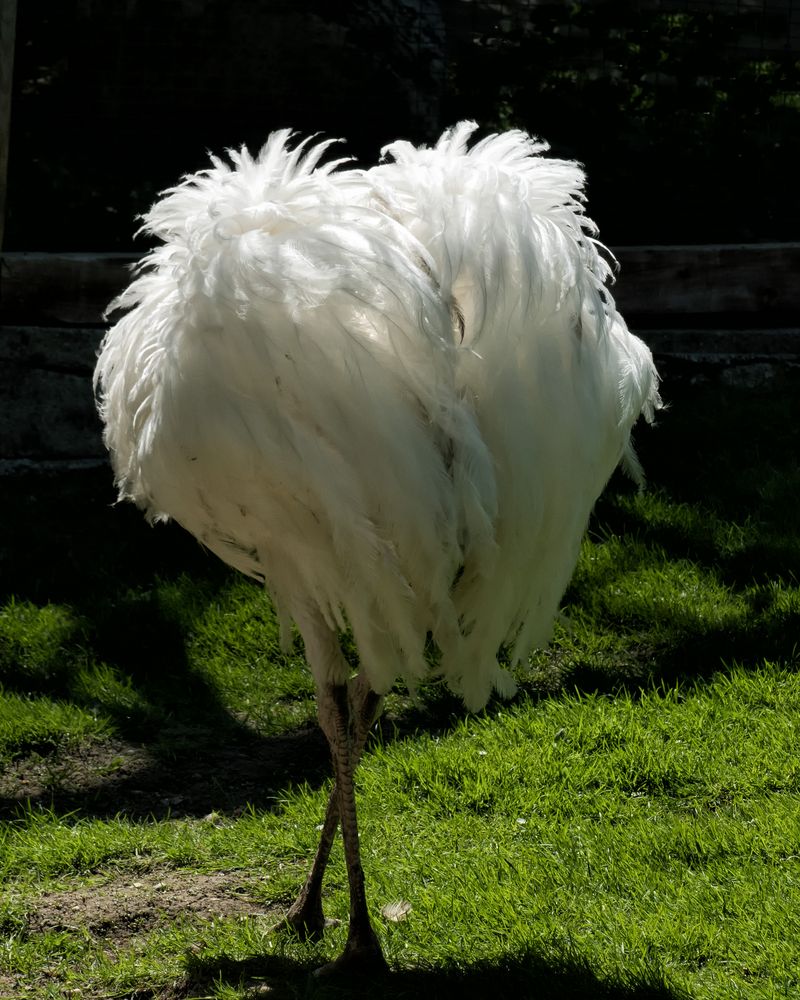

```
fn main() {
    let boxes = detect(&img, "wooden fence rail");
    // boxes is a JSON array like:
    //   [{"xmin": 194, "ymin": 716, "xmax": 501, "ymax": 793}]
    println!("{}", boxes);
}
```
[
  {"xmin": 2, "ymin": 244, "xmax": 800, "ymax": 327},
  {"xmin": 1, "ymin": 245, "xmax": 799, "ymax": 466}
]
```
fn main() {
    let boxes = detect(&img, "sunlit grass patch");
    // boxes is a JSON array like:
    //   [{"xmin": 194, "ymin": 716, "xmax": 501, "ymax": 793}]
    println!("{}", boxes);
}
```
[{"xmin": 356, "ymin": 666, "xmax": 800, "ymax": 995}]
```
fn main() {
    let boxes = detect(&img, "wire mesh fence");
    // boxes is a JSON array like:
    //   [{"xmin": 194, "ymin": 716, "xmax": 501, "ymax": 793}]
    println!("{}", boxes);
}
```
[{"xmin": 5, "ymin": 0, "xmax": 799, "ymax": 248}]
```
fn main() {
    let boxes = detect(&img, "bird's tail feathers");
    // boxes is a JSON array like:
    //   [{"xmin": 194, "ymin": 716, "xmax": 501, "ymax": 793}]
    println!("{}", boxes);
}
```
[
  {"xmin": 372, "ymin": 120, "xmax": 615, "ymax": 355},
  {"xmin": 96, "ymin": 130, "xmax": 503, "ymax": 701}
]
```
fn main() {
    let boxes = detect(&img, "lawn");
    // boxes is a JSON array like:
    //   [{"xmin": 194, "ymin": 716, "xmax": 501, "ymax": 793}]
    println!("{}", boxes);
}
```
[{"xmin": 0, "ymin": 363, "xmax": 798, "ymax": 999}]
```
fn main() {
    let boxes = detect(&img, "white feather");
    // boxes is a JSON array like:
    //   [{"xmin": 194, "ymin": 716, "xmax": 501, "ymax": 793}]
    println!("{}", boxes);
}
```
[{"xmin": 95, "ymin": 123, "xmax": 660, "ymax": 711}]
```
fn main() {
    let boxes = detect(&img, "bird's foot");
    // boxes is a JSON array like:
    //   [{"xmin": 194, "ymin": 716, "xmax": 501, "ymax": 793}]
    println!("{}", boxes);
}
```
[
  {"xmin": 272, "ymin": 899, "xmax": 338, "ymax": 943},
  {"xmin": 313, "ymin": 928, "xmax": 389, "ymax": 979}
]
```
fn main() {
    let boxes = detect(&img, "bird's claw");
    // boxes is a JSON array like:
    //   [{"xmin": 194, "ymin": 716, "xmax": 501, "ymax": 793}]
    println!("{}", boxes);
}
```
[
  {"xmin": 272, "ymin": 909, "xmax": 339, "ymax": 943},
  {"xmin": 312, "ymin": 938, "xmax": 389, "ymax": 979}
]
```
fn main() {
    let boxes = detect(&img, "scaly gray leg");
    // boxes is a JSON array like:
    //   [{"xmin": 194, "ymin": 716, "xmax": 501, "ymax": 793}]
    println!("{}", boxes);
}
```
[
  {"xmin": 314, "ymin": 678, "xmax": 387, "ymax": 975},
  {"xmin": 273, "ymin": 634, "xmax": 383, "ymax": 952}
]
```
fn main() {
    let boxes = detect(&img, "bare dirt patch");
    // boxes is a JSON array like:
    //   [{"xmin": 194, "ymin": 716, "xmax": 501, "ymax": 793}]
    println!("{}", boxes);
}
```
[
  {"xmin": 25, "ymin": 868, "xmax": 278, "ymax": 942},
  {"xmin": 0, "ymin": 724, "xmax": 329, "ymax": 821}
]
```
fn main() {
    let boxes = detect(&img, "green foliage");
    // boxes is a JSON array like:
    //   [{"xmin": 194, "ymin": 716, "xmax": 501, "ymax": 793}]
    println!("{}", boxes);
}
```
[
  {"xmin": 445, "ymin": 4, "xmax": 800, "ymax": 243},
  {"xmin": 8, "ymin": 1, "xmax": 800, "ymax": 248}
]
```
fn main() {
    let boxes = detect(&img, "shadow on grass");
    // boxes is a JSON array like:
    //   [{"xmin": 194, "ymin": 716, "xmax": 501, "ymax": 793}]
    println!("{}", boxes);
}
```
[
  {"xmin": 0, "ymin": 471, "xmax": 478, "ymax": 822},
  {"xmin": 0, "ymin": 467, "xmax": 336, "ymax": 819},
  {"xmin": 551, "ymin": 567, "xmax": 800, "ymax": 696},
  {"xmin": 545, "ymin": 371, "xmax": 800, "ymax": 694},
  {"xmin": 180, "ymin": 949, "xmax": 688, "ymax": 1000}
]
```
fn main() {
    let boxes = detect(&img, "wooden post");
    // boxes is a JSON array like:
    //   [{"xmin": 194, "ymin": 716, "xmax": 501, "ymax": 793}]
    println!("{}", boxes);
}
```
[{"xmin": 0, "ymin": 0, "xmax": 17, "ymax": 251}]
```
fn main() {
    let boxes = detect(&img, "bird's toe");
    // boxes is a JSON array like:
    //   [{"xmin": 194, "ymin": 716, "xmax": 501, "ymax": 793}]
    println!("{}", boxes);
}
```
[
  {"xmin": 313, "ymin": 933, "xmax": 389, "ymax": 979},
  {"xmin": 272, "ymin": 906, "xmax": 337, "ymax": 943}
]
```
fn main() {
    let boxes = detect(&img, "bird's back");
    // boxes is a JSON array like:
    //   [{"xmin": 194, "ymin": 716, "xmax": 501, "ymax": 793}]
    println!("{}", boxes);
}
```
[{"xmin": 95, "ymin": 124, "xmax": 659, "ymax": 710}]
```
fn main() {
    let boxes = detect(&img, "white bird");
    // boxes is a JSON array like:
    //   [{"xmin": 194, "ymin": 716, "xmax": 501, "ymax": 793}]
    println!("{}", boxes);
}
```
[{"xmin": 94, "ymin": 122, "xmax": 660, "ymax": 975}]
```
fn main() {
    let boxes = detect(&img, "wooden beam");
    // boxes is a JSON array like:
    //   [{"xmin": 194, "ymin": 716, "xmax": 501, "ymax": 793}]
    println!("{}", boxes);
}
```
[
  {"xmin": 0, "ymin": 252, "xmax": 136, "ymax": 325},
  {"xmin": 613, "ymin": 243, "xmax": 800, "ymax": 323},
  {"xmin": 0, "ymin": 244, "xmax": 799, "ymax": 327},
  {"xmin": 0, "ymin": 0, "xmax": 17, "ymax": 251},
  {"xmin": 2, "ymin": 243, "xmax": 799, "ymax": 464}
]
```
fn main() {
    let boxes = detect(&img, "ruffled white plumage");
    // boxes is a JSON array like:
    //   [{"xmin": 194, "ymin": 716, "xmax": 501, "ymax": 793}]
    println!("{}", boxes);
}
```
[{"xmin": 95, "ymin": 122, "xmax": 660, "ymax": 711}]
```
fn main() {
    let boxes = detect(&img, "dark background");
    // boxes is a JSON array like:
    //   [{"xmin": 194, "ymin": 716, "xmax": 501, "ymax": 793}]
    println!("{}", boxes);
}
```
[{"xmin": 7, "ymin": 0, "xmax": 800, "ymax": 251}]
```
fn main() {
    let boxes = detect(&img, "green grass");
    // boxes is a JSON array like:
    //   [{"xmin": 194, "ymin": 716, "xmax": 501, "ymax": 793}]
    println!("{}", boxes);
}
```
[{"xmin": 0, "ymin": 368, "xmax": 799, "ymax": 999}]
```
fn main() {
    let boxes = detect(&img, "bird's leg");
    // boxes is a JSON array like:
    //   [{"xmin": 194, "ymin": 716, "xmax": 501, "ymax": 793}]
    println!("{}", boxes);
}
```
[
  {"xmin": 348, "ymin": 671, "xmax": 385, "ymax": 760},
  {"xmin": 315, "ymin": 678, "xmax": 388, "ymax": 976},
  {"xmin": 274, "ymin": 779, "xmax": 339, "ymax": 941},
  {"xmin": 274, "ymin": 672, "xmax": 383, "ymax": 942}
]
